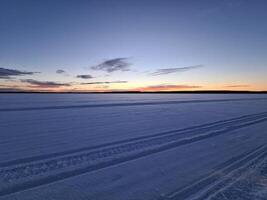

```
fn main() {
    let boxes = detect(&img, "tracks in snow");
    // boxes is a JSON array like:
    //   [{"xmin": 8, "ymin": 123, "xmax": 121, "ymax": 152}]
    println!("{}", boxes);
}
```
[
  {"xmin": 0, "ymin": 97, "xmax": 266, "ymax": 112},
  {"xmin": 164, "ymin": 143, "xmax": 267, "ymax": 200},
  {"xmin": 0, "ymin": 111, "xmax": 267, "ymax": 197},
  {"xmin": 210, "ymin": 158, "xmax": 267, "ymax": 200}
]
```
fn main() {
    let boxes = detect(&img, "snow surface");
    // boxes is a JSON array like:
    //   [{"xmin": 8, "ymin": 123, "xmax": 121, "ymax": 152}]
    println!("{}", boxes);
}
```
[{"xmin": 0, "ymin": 94, "xmax": 267, "ymax": 200}]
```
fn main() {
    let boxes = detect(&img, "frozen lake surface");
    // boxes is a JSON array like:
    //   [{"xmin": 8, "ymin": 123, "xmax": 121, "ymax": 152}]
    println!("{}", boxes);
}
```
[{"xmin": 0, "ymin": 93, "xmax": 267, "ymax": 200}]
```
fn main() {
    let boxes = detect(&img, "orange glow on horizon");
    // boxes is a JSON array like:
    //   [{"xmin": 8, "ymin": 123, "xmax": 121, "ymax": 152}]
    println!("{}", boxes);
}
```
[{"xmin": 0, "ymin": 82, "xmax": 266, "ymax": 92}]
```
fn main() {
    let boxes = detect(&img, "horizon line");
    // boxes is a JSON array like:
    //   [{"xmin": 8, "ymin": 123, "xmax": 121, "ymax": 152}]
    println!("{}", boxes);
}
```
[{"xmin": 0, "ymin": 90, "xmax": 267, "ymax": 94}]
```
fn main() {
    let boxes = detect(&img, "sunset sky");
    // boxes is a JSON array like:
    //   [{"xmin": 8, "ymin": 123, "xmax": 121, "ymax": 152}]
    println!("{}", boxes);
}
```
[{"xmin": 0, "ymin": 0, "xmax": 266, "ymax": 92}]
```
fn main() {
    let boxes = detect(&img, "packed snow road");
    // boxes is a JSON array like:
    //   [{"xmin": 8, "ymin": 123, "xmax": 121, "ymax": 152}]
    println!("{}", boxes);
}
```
[{"xmin": 0, "ymin": 94, "xmax": 266, "ymax": 200}]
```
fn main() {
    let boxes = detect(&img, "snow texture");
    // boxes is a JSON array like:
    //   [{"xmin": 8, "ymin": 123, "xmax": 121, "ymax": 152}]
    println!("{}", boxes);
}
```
[{"xmin": 0, "ymin": 94, "xmax": 267, "ymax": 200}]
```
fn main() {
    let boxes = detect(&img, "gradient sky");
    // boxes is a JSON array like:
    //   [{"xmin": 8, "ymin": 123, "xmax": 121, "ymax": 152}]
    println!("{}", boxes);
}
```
[{"xmin": 0, "ymin": 0, "xmax": 266, "ymax": 92}]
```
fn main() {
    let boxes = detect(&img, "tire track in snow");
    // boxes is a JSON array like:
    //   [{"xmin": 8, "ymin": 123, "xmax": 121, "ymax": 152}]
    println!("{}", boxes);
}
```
[
  {"xmin": 0, "ymin": 112, "xmax": 267, "ymax": 196},
  {"xmin": 0, "ymin": 97, "xmax": 266, "ymax": 112}
]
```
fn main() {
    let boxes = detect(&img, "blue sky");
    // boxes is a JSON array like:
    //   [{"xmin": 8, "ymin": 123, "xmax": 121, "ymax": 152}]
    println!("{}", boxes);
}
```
[{"xmin": 0, "ymin": 0, "xmax": 266, "ymax": 91}]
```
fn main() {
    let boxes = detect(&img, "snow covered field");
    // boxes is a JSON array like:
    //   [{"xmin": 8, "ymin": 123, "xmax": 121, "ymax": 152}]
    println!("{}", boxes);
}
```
[{"xmin": 0, "ymin": 93, "xmax": 267, "ymax": 200}]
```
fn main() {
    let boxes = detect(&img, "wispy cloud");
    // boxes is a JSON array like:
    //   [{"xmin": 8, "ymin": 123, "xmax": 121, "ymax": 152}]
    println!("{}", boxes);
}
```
[
  {"xmin": 0, "ymin": 67, "xmax": 38, "ymax": 79},
  {"xmin": 0, "ymin": 87, "xmax": 26, "ymax": 92},
  {"xmin": 226, "ymin": 85, "xmax": 250, "ymax": 88},
  {"xmin": 91, "ymin": 58, "xmax": 131, "ymax": 73},
  {"xmin": 150, "ymin": 65, "xmax": 203, "ymax": 76},
  {"xmin": 76, "ymin": 74, "xmax": 94, "ymax": 79},
  {"xmin": 95, "ymin": 85, "xmax": 109, "ymax": 89},
  {"xmin": 135, "ymin": 84, "xmax": 202, "ymax": 91},
  {"xmin": 56, "ymin": 69, "xmax": 66, "ymax": 74},
  {"xmin": 0, "ymin": 84, "xmax": 25, "ymax": 92},
  {"xmin": 21, "ymin": 79, "xmax": 71, "ymax": 88},
  {"xmin": 81, "ymin": 81, "xmax": 128, "ymax": 85}
]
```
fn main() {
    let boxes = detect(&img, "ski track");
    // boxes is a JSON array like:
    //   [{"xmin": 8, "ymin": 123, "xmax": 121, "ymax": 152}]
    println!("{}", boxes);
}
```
[
  {"xmin": 164, "ymin": 141, "xmax": 267, "ymax": 200},
  {"xmin": 0, "ymin": 111, "xmax": 267, "ymax": 197},
  {"xmin": 210, "ymin": 159, "xmax": 267, "ymax": 200},
  {"xmin": 1, "ymin": 97, "xmax": 267, "ymax": 112}
]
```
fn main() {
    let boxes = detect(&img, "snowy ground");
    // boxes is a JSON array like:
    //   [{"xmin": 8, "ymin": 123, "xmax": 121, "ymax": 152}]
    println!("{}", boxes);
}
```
[{"xmin": 0, "ymin": 94, "xmax": 267, "ymax": 200}]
